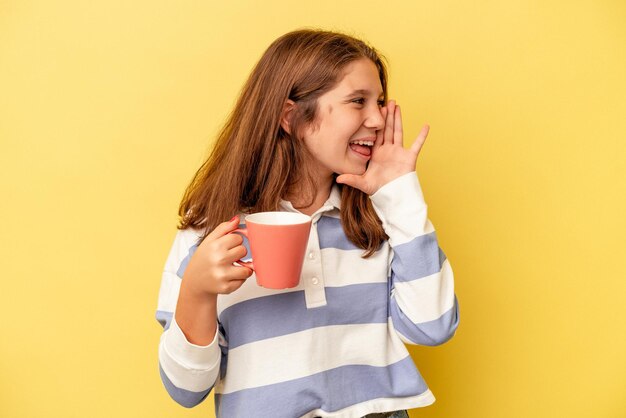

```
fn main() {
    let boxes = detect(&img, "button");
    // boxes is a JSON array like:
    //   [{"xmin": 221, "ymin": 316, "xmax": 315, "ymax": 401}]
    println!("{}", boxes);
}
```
[
  {"xmin": 308, "ymin": 252, "xmax": 315, "ymax": 260},
  {"xmin": 311, "ymin": 277, "xmax": 319, "ymax": 285}
]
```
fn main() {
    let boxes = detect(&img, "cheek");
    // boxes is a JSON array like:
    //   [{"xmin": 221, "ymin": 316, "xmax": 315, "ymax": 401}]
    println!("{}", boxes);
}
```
[{"xmin": 302, "ymin": 114, "xmax": 358, "ymax": 159}]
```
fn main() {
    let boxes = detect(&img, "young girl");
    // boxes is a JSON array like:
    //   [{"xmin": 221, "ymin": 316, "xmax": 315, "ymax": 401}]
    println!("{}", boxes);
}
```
[{"xmin": 156, "ymin": 29, "xmax": 459, "ymax": 418}]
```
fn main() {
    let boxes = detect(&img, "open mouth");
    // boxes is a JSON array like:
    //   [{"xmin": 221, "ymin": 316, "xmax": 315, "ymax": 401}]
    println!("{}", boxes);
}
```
[{"xmin": 349, "ymin": 139, "xmax": 374, "ymax": 157}]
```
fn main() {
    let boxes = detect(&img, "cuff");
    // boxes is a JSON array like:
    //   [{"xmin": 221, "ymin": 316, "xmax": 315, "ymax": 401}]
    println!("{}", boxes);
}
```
[
  {"xmin": 369, "ymin": 172, "xmax": 430, "ymax": 246},
  {"xmin": 370, "ymin": 171, "xmax": 426, "ymax": 209},
  {"xmin": 164, "ymin": 315, "xmax": 221, "ymax": 370}
]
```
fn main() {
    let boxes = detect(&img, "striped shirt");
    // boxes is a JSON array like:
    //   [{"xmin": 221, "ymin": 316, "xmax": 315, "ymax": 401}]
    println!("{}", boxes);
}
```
[{"xmin": 156, "ymin": 172, "xmax": 460, "ymax": 417}]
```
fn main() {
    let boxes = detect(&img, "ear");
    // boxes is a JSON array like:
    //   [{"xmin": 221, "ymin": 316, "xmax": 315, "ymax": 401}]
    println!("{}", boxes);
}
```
[{"xmin": 280, "ymin": 99, "xmax": 296, "ymax": 135}]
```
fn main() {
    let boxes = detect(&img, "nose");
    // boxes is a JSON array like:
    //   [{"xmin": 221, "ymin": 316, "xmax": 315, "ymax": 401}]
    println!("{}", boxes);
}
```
[{"xmin": 364, "ymin": 103, "xmax": 385, "ymax": 130}]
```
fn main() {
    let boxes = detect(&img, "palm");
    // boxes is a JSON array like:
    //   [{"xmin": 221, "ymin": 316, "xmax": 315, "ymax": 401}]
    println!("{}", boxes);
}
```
[{"xmin": 337, "ymin": 100, "xmax": 430, "ymax": 195}]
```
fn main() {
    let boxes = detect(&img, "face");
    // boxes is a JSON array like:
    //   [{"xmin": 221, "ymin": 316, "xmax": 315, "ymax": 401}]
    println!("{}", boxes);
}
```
[{"xmin": 301, "ymin": 58, "xmax": 385, "ymax": 181}]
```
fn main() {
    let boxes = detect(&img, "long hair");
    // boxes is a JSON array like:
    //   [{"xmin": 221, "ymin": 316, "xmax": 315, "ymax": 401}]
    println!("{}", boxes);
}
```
[{"xmin": 178, "ymin": 28, "xmax": 389, "ymax": 257}]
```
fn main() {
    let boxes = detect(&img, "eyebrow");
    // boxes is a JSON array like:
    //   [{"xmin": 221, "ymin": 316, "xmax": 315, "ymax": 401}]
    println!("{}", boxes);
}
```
[{"xmin": 345, "ymin": 89, "xmax": 384, "ymax": 98}]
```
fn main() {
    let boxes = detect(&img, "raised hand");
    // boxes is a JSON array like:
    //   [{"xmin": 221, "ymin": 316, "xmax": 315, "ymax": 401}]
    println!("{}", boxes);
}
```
[{"xmin": 337, "ymin": 100, "xmax": 429, "ymax": 195}]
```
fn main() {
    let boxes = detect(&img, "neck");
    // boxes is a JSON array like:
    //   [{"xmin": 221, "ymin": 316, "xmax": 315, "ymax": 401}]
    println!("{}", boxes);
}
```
[{"xmin": 285, "ymin": 173, "xmax": 334, "ymax": 216}]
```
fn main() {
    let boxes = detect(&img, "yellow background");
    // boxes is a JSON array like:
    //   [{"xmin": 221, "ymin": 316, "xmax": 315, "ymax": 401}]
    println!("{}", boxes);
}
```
[{"xmin": 1, "ymin": 1, "xmax": 625, "ymax": 417}]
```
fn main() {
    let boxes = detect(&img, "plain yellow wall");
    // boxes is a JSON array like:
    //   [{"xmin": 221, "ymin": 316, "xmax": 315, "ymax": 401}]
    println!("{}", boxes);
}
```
[{"xmin": 1, "ymin": 1, "xmax": 625, "ymax": 417}]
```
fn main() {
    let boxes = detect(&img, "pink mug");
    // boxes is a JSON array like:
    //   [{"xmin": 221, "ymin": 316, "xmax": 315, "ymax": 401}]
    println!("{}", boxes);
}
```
[{"xmin": 232, "ymin": 212, "xmax": 312, "ymax": 289}]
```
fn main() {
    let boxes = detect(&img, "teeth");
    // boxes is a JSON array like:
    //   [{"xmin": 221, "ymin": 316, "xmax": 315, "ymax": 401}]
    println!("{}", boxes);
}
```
[{"xmin": 351, "ymin": 140, "xmax": 374, "ymax": 146}]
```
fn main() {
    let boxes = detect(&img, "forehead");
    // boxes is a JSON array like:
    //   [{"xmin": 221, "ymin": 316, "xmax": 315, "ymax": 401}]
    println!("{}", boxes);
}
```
[{"xmin": 332, "ymin": 59, "xmax": 383, "ymax": 95}]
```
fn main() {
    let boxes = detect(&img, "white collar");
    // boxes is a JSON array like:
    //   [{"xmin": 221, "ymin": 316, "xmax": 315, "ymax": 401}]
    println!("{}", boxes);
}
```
[{"xmin": 278, "ymin": 183, "xmax": 341, "ymax": 214}]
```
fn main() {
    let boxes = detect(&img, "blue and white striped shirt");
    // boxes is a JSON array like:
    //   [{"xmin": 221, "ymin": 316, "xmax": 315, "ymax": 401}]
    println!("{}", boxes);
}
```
[{"xmin": 156, "ymin": 172, "xmax": 460, "ymax": 417}]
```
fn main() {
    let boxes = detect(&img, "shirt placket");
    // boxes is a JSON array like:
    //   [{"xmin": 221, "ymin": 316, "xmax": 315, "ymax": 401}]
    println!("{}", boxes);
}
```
[{"xmin": 301, "ymin": 214, "xmax": 327, "ymax": 309}]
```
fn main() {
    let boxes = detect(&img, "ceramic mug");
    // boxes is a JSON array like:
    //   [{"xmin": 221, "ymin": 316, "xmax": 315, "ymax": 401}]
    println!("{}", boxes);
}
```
[{"xmin": 232, "ymin": 212, "xmax": 312, "ymax": 289}]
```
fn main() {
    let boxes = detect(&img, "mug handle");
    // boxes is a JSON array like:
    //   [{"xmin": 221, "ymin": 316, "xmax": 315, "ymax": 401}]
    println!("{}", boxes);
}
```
[{"xmin": 231, "ymin": 228, "xmax": 254, "ymax": 270}]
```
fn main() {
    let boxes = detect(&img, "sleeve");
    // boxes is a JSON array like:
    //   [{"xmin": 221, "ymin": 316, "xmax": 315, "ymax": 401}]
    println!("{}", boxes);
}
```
[
  {"xmin": 370, "ymin": 171, "xmax": 460, "ymax": 346},
  {"xmin": 155, "ymin": 228, "xmax": 222, "ymax": 407}
]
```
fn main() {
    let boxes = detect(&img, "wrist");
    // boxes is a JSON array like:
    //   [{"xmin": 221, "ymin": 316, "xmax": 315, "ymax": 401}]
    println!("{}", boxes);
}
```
[
  {"xmin": 179, "ymin": 282, "xmax": 218, "ymax": 305},
  {"xmin": 175, "ymin": 286, "xmax": 219, "ymax": 346},
  {"xmin": 371, "ymin": 170, "xmax": 415, "ymax": 195}
]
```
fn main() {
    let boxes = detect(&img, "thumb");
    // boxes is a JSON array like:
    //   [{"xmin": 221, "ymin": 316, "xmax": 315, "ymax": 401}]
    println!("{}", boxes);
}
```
[{"xmin": 336, "ymin": 174, "xmax": 367, "ymax": 191}]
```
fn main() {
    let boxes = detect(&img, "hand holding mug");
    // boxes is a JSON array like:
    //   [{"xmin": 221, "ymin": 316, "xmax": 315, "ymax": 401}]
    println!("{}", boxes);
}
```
[{"xmin": 182, "ymin": 216, "xmax": 253, "ymax": 296}]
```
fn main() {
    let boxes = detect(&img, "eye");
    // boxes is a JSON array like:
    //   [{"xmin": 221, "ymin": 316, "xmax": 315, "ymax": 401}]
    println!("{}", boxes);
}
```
[{"xmin": 351, "ymin": 98, "xmax": 386, "ymax": 106}]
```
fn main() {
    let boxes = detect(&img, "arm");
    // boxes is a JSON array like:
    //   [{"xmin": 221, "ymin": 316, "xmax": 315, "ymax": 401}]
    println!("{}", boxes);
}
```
[
  {"xmin": 156, "ymin": 217, "xmax": 253, "ymax": 407},
  {"xmin": 370, "ymin": 172, "xmax": 460, "ymax": 346},
  {"xmin": 337, "ymin": 99, "xmax": 459, "ymax": 345},
  {"xmin": 155, "ymin": 229, "xmax": 222, "ymax": 408}
]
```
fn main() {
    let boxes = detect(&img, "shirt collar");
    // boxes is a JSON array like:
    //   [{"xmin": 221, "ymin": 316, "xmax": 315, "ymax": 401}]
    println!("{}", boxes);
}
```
[{"xmin": 278, "ymin": 183, "xmax": 342, "ymax": 213}]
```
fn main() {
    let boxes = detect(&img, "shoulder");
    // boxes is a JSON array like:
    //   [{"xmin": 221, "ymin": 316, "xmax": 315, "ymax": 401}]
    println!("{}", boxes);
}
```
[
  {"xmin": 175, "ymin": 226, "xmax": 204, "ymax": 248},
  {"xmin": 166, "ymin": 226, "xmax": 205, "ymax": 261}
]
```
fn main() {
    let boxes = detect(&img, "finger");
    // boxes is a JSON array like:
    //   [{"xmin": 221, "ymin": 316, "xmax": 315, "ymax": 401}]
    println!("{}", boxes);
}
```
[
  {"xmin": 206, "ymin": 215, "xmax": 240, "ymax": 241},
  {"xmin": 209, "ymin": 231, "xmax": 243, "ymax": 253},
  {"xmin": 226, "ymin": 244, "xmax": 248, "ymax": 261},
  {"xmin": 384, "ymin": 100, "xmax": 395, "ymax": 145},
  {"xmin": 336, "ymin": 173, "xmax": 367, "ymax": 192},
  {"xmin": 225, "ymin": 279, "xmax": 248, "ymax": 293},
  {"xmin": 215, "ymin": 232, "xmax": 245, "ymax": 251},
  {"xmin": 227, "ymin": 265, "xmax": 254, "ymax": 281},
  {"xmin": 394, "ymin": 105, "xmax": 403, "ymax": 147},
  {"xmin": 376, "ymin": 107, "xmax": 387, "ymax": 148},
  {"xmin": 409, "ymin": 124, "xmax": 430, "ymax": 156}
]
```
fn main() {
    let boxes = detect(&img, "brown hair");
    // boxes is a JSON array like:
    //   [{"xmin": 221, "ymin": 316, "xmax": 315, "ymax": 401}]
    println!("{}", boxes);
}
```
[{"xmin": 178, "ymin": 28, "xmax": 389, "ymax": 257}]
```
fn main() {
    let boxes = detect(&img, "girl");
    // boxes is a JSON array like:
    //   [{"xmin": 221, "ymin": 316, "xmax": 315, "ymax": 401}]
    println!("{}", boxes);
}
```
[{"xmin": 156, "ymin": 28, "xmax": 460, "ymax": 418}]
